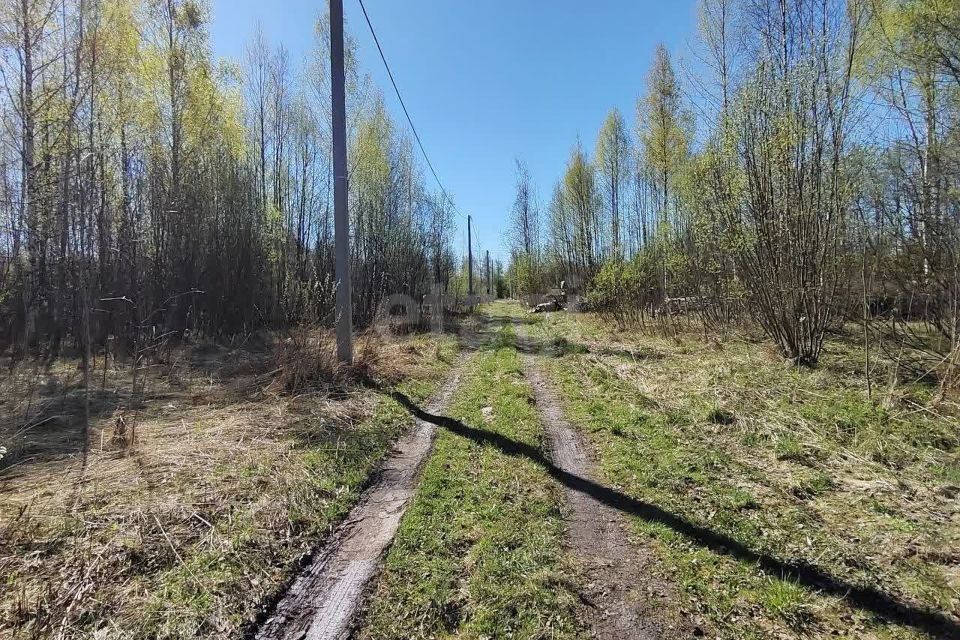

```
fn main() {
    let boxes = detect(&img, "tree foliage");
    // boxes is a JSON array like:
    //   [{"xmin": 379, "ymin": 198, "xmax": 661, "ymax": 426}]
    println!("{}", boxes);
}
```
[
  {"xmin": 518, "ymin": 0, "xmax": 959, "ymax": 373},
  {"xmin": 0, "ymin": 0, "xmax": 457, "ymax": 358}
]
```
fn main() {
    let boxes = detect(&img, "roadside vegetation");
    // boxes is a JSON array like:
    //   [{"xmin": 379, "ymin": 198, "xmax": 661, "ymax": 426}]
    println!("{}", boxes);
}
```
[
  {"xmin": 1, "ymin": 1, "xmax": 474, "ymax": 636},
  {"xmin": 0, "ymin": 331, "xmax": 458, "ymax": 638},
  {"xmin": 506, "ymin": 0, "xmax": 959, "ymax": 388},
  {"xmin": 497, "ymin": 3, "xmax": 960, "ymax": 631},
  {"xmin": 358, "ymin": 325, "xmax": 583, "ymax": 639},
  {"xmin": 513, "ymin": 302, "xmax": 959, "ymax": 639}
]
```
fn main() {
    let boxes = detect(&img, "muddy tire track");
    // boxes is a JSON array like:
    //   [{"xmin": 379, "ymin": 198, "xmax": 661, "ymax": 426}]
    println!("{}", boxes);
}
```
[
  {"xmin": 521, "ymin": 353, "xmax": 689, "ymax": 640},
  {"xmin": 254, "ymin": 361, "xmax": 466, "ymax": 640}
]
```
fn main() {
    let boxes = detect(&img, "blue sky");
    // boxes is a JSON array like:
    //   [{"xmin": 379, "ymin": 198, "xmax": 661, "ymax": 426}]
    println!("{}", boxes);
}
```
[{"xmin": 209, "ymin": 0, "xmax": 701, "ymax": 263}]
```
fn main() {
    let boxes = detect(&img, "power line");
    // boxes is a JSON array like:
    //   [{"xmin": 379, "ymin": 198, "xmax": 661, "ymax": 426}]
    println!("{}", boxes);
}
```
[{"xmin": 356, "ymin": 0, "xmax": 467, "ymax": 223}]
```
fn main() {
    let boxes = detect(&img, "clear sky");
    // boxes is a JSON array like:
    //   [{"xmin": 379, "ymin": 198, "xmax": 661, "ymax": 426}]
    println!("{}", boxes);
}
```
[{"xmin": 209, "ymin": 0, "xmax": 702, "ymax": 264}]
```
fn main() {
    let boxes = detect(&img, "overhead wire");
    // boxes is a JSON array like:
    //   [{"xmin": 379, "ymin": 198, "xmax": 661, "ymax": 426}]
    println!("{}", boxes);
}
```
[
  {"xmin": 354, "ymin": 0, "xmax": 508, "ymax": 271},
  {"xmin": 355, "ymin": 0, "xmax": 468, "ymax": 224}
]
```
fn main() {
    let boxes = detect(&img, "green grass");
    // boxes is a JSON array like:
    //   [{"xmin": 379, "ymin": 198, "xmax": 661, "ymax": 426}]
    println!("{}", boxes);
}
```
[
  {"xmin": 358, "ymin": 326, "xmax": 582, "ymax": 639},
  {"xmin": 498, "ymin": 301, "xmax": 959, "ymax": 640},
  {"xmin": 752, "ymin": 577, "xmax": 814, "ymax": 629}
]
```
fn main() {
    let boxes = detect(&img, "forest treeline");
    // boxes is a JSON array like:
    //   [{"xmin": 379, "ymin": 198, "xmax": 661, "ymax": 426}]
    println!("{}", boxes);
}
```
[
  {"xmin": 0, "ymin": 0, "xmax": 458, "ymax": 360},
  {"xmin": 507, "ymin": 0, "xmax": 959, "ymax": 375}
]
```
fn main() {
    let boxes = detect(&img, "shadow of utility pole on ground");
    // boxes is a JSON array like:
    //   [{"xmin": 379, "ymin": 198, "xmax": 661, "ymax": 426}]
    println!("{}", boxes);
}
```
[{"xmin": 379, "ymin": 384, "xmax": 959, "ymax": 640}]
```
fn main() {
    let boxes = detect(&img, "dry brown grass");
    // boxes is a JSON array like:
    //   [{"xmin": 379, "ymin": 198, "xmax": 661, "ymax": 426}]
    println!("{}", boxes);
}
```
[{"xmin": 0, "ymin": 329, "xmax": 458, "ymax": 639}]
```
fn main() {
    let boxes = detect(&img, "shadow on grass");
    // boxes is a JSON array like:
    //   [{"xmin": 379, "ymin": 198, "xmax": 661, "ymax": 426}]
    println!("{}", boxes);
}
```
[
  {"xmin": 379, "ymin": 384, "xmax": 960, "ymax": 639},
  {"xmin": 511, "ymin": 333, "xmax": 664, "ymax": 361},
  {"xmin": 481, "ymin": 311, "xmax": 541, "ymax": 326},
  {"xmin": 0, "ymin": 385, "xmax": 126, "ymax": 475}
]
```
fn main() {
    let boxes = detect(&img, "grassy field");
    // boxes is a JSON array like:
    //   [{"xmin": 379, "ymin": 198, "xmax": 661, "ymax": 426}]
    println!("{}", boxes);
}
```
[
  {"xmin": 0, "ymin": 331, "xmax": 458, "ymax": 639},
  {"xmin": 508, "ymin": 302, "xmax": 959, "ymax": 639},
  {"xmin": 357, "ymin": 325, "xmax": 584, "ymax": 639},
  {"xmin": 5, "ymin": 301, "xmax": 957, "ymax": 639}
]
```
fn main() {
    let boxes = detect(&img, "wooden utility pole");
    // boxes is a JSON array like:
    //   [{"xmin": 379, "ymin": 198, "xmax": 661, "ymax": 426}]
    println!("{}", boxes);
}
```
[
  {"xmin": 331, "ymin": 0, "xmax": 352, "ymax": 364},
  {"xmin": 485, "ymin": 250, "xmax": 490, "ymax": 296},
  {"xmin": 467, "ymin": 215, "xmax": 473, "ymax": 297}
]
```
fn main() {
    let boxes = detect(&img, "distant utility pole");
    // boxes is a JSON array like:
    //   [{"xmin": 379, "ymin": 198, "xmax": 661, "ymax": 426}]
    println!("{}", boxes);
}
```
[
  {"xmin": 467, "ymin": 215, "xmax": 473, "ymax": 297},
  {"xmin": 331, "ymin": 0, "xmax": 352, "ymax": 364},
  {"xmin": 485, "ymin": 250, "xmax": 490, "ymax": 296}
]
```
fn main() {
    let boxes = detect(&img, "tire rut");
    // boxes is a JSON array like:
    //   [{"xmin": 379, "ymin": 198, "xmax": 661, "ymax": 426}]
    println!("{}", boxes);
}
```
[
  {"xmin": 520, "ymin": 353, "xmax": 689, "ymax": 640},
  {"xmin": 254, "ymin": 359, "xmax": 466, "ymax": 640}
]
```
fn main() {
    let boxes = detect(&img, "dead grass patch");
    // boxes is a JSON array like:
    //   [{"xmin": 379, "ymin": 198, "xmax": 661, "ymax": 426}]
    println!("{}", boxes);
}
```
[{"xmin": 0, "ymin": 329, "xmax": 458, "ymax": 639}]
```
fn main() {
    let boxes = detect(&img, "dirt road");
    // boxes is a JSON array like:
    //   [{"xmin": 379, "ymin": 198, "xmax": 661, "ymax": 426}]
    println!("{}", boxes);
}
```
[
  {"xmin": 522, "ymin": 353, "xmax": 685, "ymax": 639},
  {"xmin": 256, "ymin": 311, "xmax": 678, "ymax": 639},
  {"xmin": 255, "ymin": 362, "xmax": 466, "ymax": 640}
]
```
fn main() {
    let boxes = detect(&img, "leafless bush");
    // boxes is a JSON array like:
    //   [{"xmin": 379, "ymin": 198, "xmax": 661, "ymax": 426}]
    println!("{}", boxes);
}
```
[
  {"xmin": 270, "ymin": 329, "xmax": 344, "ymax": 394},
  {"xmin": 109, "ymin": 412, "xmax": 136, "ymax": 451}
]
